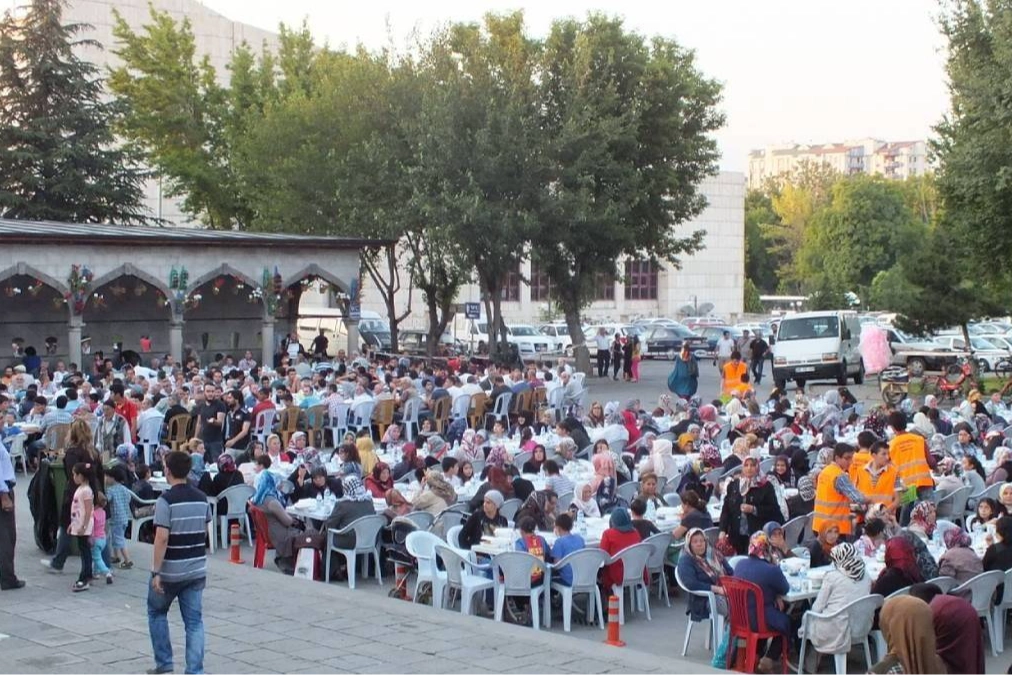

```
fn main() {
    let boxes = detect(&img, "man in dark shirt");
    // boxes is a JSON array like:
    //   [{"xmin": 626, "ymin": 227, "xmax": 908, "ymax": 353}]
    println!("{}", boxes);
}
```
[
  {"xmin": 193, "ymin": 384, "xmax": 226, "ymax": 462},
  {"xmin": 557, "ymin": 417, "xmax": 591, "ymax": 454},
  {"xmin": 223, "ymin": 389, "xmax": 251, "ymax": 458},
  {"xmin": 311, "ymin": 330, "xmax": 329, "ymax": 361},
  {"xmin": 749, "ymin": 332, "xmax": 770, "ymax": 386}
]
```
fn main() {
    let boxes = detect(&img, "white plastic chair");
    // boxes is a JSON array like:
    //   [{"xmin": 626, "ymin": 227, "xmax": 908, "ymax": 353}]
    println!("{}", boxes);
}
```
[
  {"xmin": 7, "ymin": 433, "xmax": 26, "ymax": 473},
  {"xmin": 702, "ymin": 526, "xmax": 721, "ymax": 550},
  {"xmin": 325, "ymin": 514, "xmax": 386, "ymax": 589},
  {"xmin": 491, "ymin": 551, "xmax": 549, "ymax": 630},
  {"xmin": 325, "ymin": 402, "xmax": 348, "ymax": 448},
  {"xmin": 125, "ymin": 488, "xmax": 158, "ymax": 542},
  {"xmin": 663, "ymin": 493, "xmax": 681, "ymax": 507},
  {"xmin": 450, "ymin": 394, "xmax": 471, "ymax": 421},
  {"xmin": 485, "ymin": 393, "xmax": 513, "ymax": 427},
  {"xmin": 405, "ymin": 530, "xmax": 447, "ymax": 608},
  {"xmin": 798, "ymin": 593, "xmax": 883, "ymax": 675},
  {"xmin": 548, "ymin": 548, "xmax": 608, "ymax": 632},
  {"xmin": 499, "ymin": 498, "xmax": 522, "ymax": 523},
  {"xmin": 401, "ymin": 398, "xmax": 421, "ymax": 441},
  {"xmin": 759, "ymin": 457, "xmax": 776, "ymax": 474},
  {"xmin": 348, "ymin": 400, "xmax": 376, "ymax": 439},
  {"xmin": 727, "ymin": 555, "xmax": 747, "ymax": 568},
  {"xmin": 546, "ymin": 387, "xmax": 565, "ymax": 422},
  {"xmin": 782, "ymin": 514, "xmax": 808, "ymax": 547},
  {"xmin": 609, "ymin": 543, "xmax": 653, "ymax": 624},
  {"xmin": 216, "ymin": 484, "xmax": 255, "ymax": 549},
  {"xmin": 675, "ymin": 564, "xmax": 722, "ymax": 656},
  {"xmin": 616, "ymin": 481, "xmax": 639, "ymax": 504},
  {"xmin": 951, "ymin": 569, "xmax": 1003, "ymax": 657},
  {"xmin": 400, "ymin": 510, "xmax": 435, "ymax": 531},
  {"xmin": 253, "ymin": 407, "xmax": 277, "ymax": 447},
  {"xmin": 513, "ymin": 451, "xmax": 533, "ymax": 470},
  {"xmin": 435, "ymin": 544, "xmax": 493, "ymax": 615},
  {"xmin": 992, "ymin": 568, "xmax": 1012, "ymax": 653},
  {"xmin": 643, "ymin": 531, "xmax": 673, "ymax": 606},
  {"xmin": 137, "ymin": 416, "xmax": 163, "ymax": 466},
  {"xmin": 935, "ymin": 486, "xmax": 971, "ymax": 527},
  {"xmin": 446, "ymin": 524, "xmax": 464, "ymax": 548}
]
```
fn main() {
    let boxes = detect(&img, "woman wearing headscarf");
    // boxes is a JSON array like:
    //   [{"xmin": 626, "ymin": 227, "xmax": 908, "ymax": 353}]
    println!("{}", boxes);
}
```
[
  {"xmin": 933, "ymin": 457, "xmax": 963, "ymax": 495},
  {"xmin": 364, "ymin": 461, "xmax": 395, "ymax": 498},
  {"xmin": 391, "ymin": 442, "xmax": 424, "ymax": 481},
  {"xmin": 515, "ymin": 490, "xmax": 558, "ymax": 531},
  {"xmin": 521, "ymin": 444, "xmax": 547, "ymax": 475},
  {"xmin": 930, "ymin": 593, "xmax": 985, "ymax": 675},
  {"xmin": 721, "ymin": 437, "xmax": 751, "ymax": 474},
  {"xmin": 569, "ymin": 482, "xmax": 602, "ymax": 518},
  {"xmin": 803, "ymin": 543, "xmax": 871, "ymax": 660},
  {"xmin": 356, "ymin": 436, "xmax": 378, "ymax": 476},
  {"xmin": 483, "ymin": 443, "xmax": 512, "ymax": 475},
  {"xmin": 1000, "ymin": 481, "xmax": 1012, "ymax": 512},
  {"xmin": 460, "ymin": 489, "xmax": 508, "ymax": 549},
  {"xmin": 599, "ymin": 508, "xmax": 642, "ymax": 590},
  {"xmin": 621, "ymin": 402, "xmax": 642, "ymax": 448},
  {"xmin": 324, "ymin": 475, "xmax": 376, "ymax": 551},
  {"xmin": 380, "ymin": 423, "xmax": 403, "ymax": 451},
  {"xmin": 253, "ymin": 468, "xmax": 304, "ymax": 575},
  {"xmin": 765, "ymin": 455, "xmax": 794, "ymax": 490},
  {"xmin": 806, "ymin": 523, "xmax": 840, "ymax": 569},
  {"xmin": 287, "ymin": 431, "xmax": 308, "ymax": 457},
  {"xmin": 456, "ymin": 429, "xmax": 483, "ymax": 462},
  {"xmin": 208, "ymin": 453, "xmax": 246, "ymax": 515},
  {"xmin": 762, "ymin": 521, "xmax": 794, "ymax": 564},
  {"xmin": 250, "ymin": 454, "xmax": 280, "ymax": 507},
  {"xmin": 698, "ymin": 404, "xmax": 722, "ymax": 443},
  {"xmin": 637, "ymin": 438, "xmax": 678, "ymax": 482},
  {"xmin": 590, "ymin": 452, "xmax": 620, "ymax": 514},
  {"xmin": 869, "ymin": 596, "xmax": 947, "ymax": 674},
  {"xmin": 468, "ymin": 466, "xmax": 514, "ymax": 512},
  {"xmin": 718, "ymin": 457, "xmax": 782, "ymax": 555},
  {"xmin": 938, "ymin": 526, "xmax": 983, "ymax": 583},
  {"xmin": 732, "ymin": 531, "xmax": 791, "ymax": 672},
  {"xmin": 910, "ymin": 412, "xmax": 934, "ymax": 439},
  {"xmin": 383, "ymin": 488, "xmax": 413, "ymax": 521},
  {"xmin": 809, "ymin": 389, "xmax": 842, "ymax": 433},
  {"xmin": 296, "ymin": 466, "xmax": 343, "ymax": 501},
  {"xmin": 676, "ymin": 527, "xmax": 732, "ymax": 623},
  {"xmin": 872, "ymin": 537, "xmax": 923, "ymax": 599},
  {"xmin": 411, "ymin": 469, "xmax": 456, "ymax": 516}
]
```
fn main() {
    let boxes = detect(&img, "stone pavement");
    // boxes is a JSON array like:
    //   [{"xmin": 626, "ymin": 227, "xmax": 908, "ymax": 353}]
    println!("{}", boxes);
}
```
[{"xmin": 0, "ymin": 480, "xmax": 715, "ymax": 674}]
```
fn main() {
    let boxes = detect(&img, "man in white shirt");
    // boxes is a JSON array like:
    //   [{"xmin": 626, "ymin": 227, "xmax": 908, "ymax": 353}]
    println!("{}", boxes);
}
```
[
  {"xmin": 460, "ymin": 375, "xmax": 483, "ymax": 397},
  {"xmin": 716, "ymin": 330, "xmax": 736, "ymax": 379},
  {"xmin": 593, "ymin": 327, "xmax": 611, "ymax": 377}
]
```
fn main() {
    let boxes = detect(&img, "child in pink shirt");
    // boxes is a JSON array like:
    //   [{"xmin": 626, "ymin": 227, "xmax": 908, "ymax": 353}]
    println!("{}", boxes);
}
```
[
  {"xmin": 90, "ymin": 492, "xmax": 113, "ymax": 584},
  {"xmin": 69, "ymin": 462, "xmax": 95, "ymax": 592}
]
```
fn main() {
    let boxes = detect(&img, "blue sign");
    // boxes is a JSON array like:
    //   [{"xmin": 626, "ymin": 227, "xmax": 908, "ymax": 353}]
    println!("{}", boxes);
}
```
[
  {"xmin": 464, "ymin": 302, "xmax": 481, "ymax": 319},
  {"xmin": 349, "ymin": 303, "xmax": 361, "ymax": 321}
]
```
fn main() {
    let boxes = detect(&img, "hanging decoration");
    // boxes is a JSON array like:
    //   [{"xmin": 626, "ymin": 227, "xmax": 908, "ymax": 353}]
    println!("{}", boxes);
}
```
[
  {"xmin": 27, "ymin": 280, "xmax": 44, "ymax": 297},
  {"xmin": 258, "ymin": 267, "xmax": 283, "ymax": 316},
  {"xmin": 90, "ymin": 292, "xmax": 107, "ymax": 310},
  {"xmin": 184, "ymin": 293, "xmax": 202, "ymax": 311},
  {"xmin": 134, "ymin": 282, "xmax": 148, "ymax": 297},
  {"xmin": 154, "ymin": 290, "xmax": 168, "ymax": 308},
  {"xmin": 66, "ymin": 264, "xmax": 93, "ymax": 315},
  {"xmin": 109, "ymin": 282, "xmax": 127, "ymax": 297},
  {"xmin": 212, "ymin": 277, "xmax": 227, "ymax": 295}
]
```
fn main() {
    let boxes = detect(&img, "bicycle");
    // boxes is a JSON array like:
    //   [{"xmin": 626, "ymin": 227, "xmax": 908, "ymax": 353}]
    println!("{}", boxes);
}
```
[{"xmin": 879, "ymin": 366, "xmax": 909, "ymax": 406}]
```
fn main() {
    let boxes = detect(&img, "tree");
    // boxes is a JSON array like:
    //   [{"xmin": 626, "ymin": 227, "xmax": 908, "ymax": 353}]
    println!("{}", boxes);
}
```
[
  {"xmin": 743, "ymin": 277, "xmax": 763, "ymax": 313},
  {"xmin": 796, "ymin": 175, "xmax": 923, "ymax": 298},
  {"xmin": 0, "ymin": 0, "xmax": 148, "ymax": 223},
  {"xmin": 744, "ymin": 189, "xmax": 779, "ymax": 292},
  {"xmin": 531, "ymin": 14, "xmax": 721, "ymax": 373},
  {"xmin": 934, "ymin": 1, "xmax": 1012, "ymax": 282}
]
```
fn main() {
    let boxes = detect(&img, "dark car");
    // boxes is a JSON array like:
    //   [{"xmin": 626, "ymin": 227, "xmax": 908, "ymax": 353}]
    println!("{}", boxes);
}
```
[
  {"xmin": 641, "ymin": 325, "xmax": 706, "ymax": 360},
  {"xmin": 398, "ymin": 330, "xmax": 466, "ymax": 357},
  {"xmin": 696, "ymin": 326, "xmax": 744, "ymax": 358}
]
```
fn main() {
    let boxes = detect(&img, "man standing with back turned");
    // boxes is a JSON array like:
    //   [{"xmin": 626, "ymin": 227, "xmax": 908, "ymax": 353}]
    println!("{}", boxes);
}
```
[{"xmin": 148, "ymin": 450, "xmax": 211, "ymax": 675}]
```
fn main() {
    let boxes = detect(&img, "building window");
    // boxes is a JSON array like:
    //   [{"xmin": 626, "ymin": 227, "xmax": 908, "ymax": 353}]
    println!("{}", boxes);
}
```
[
  {"xmin": 502, "ymin": 262, "xmax": 521, "ymax": 302},
  {"xmin": 594, "ymin": 272, "xmax": 615, "ymax": 301},
  {"xmin": 624, "ymin": 260, "xmax": 657, "ymax": 300},
  {"xmin": 529, "ymin": 260, "xmax": 553, "ymax": 302}
]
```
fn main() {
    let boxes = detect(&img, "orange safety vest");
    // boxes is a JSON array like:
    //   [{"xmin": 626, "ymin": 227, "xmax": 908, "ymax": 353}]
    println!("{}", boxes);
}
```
[
  {"xmin": 849, "ymin": 450, "xmax": 872, "ymax": 482},
  {"xmin": 889, "ymin": 432, "xmax": 933, "ymax": 490},
  {"xmin": 814, "ymin": 463, "xmax": 854, "ymax": 535},
  {"xmin": 722, "ymin": 361, "xmax": 747, "ymax": 394},
  {"xmin": 853, "ymin": 463, "xmax": 899, "ymax": 510}
]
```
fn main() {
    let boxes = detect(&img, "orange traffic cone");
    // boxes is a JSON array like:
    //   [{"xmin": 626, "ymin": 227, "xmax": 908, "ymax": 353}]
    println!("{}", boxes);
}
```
[
  {"xmin": 229, "ymin": 523, "xmax": 245, "ymax": 565},
  {"xmin": 604, "ymin": 594, "xmax": 625, "ymax": 647},
  {"xmin": 394, "ymin": 564, "xmax": 412, "ymax": 600}
]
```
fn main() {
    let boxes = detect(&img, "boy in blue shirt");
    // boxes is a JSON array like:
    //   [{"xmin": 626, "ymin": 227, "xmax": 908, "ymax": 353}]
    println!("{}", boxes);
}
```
[{"xmin": 549, "ymin": 513, "xmax": 585, "ymax": 586}]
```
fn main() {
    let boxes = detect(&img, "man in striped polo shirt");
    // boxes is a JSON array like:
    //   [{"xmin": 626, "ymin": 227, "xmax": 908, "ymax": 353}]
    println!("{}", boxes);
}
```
[{"xmin": 147, "ymin": 450, "xmax": 212, "ymax": 675}]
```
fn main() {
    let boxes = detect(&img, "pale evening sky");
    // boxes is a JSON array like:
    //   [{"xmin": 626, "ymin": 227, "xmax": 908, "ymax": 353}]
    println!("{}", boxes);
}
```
[{"xmin": 199, "ymin": 0, "xmax": 950, "ymax": 172}]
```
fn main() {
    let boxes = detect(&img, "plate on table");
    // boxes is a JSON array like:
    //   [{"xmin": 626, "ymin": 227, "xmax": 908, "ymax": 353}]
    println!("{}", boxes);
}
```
[{"xmin": 293, "ymin": 498, "xmax": 316, "ymax": 509}]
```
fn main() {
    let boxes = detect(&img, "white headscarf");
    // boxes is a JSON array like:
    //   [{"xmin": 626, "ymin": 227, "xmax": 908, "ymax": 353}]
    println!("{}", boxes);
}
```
[
  {"xmin": 570, "ymin": 482, "xmax": 601, "ymax": 518},
  {"xmin": 649, "ymin": 439, "xmax": 676, "ymax": 479}
]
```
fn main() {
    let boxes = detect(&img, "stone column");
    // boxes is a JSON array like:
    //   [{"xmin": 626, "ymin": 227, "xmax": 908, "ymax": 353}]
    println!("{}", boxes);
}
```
[
  {"xmin": 169, "ymin": 316, "xmax": 184, "ymax": 365},
  {"xmin": 68, "ymin": 314, "xmax": 83, "ymax": 370},
  {"xmin": 346, "ymin": 320, "xmax": 360, "ymax": 356},
  {"xmin": 261, "ymin": 317, "xmax": 275, "ymax": 370}
]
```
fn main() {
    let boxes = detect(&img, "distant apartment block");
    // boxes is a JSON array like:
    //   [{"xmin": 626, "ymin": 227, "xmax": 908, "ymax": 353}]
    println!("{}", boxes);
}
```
[{"xmin": 747, "ymin": 138, "xmax": 929, "ymax": 189}]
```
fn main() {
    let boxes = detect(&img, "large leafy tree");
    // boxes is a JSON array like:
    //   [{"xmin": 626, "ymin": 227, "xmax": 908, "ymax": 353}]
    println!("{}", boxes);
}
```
[
  {"xmin": 0, "ymin": 0, "xmax": 148, "ymax": 223},
  {"xmin": 744, "ymin": 189, "xmax": 780, "ymax": 293},
  {"xmin": 531, "ymin": 14, "xmax": 721, "ymax": 372}
]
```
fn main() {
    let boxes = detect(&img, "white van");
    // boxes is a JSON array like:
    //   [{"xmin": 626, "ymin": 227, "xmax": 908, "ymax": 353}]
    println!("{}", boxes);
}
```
[{"xmin": 772, "ymin": 310, "xmax": 864, "ymax": 388}]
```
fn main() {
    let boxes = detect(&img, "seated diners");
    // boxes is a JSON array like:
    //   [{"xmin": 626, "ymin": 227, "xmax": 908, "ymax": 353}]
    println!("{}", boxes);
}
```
[
  {"xmin": 869, "ymin": 596, "xmax": 946, "ymax": 674},
  {"xmin": 676, "ymin": 527, "xmax": 731, "ymax": 626},
  {"xmin": 628, "ymin": 499, "xmax": 659, "ymax": 539},
  {"xmin": 514, "ymin": 490, "xmax": 558, "ymax": 531},
  {"xmin": 636, "ymin": 471, "xmax": 665, "ymax": 510},
  {"xmin": 806, "ymin": 524, "xmax": 839, "ymax": 569},
  {"xmin": 323, "ymin": 476, "xmax": 375, "ymax": 550},
  {"xmin": 671, "ymin": 489, "xmax": 713, "ymax": 541},
  {"xmin": 937, "ymin": 527, "xmax": 983, "ymax": 583},
  {"xmin": 460, "ymin": 490, "xmax": 507, "ymax": 550},
  {"xmin": 801, "ymin": 543, "xmax": 870, "ymax": 670},
  {"xmin": 718, "ymin": 456, "xmax": 781, "ymax": 555},
  {"xmin": 907, "ymin": 583, "xmax": 986, "ymax": 675},
  {"xmin": 412, "ymin": 470, "xmax": 456, "ymax": 516},
  {"xmin": 763, "ymin": 522, "xmax": 794, "ymax": 565},
  {"xmin": 468, "ymin": 467, "xmax": 514, "ymax": 512},
  {"xmin": 732, "ymin": 532, "xmax": 791, "ymax": 673},
  {"xmin": 364, "ymin": 461, "xmax": 394, "ymax": 498},
  {"xmin": 520, "ymin": 445, "xmax": 546, "ymax": 475},
  {"xmin": 598, "ymin": 508, "xmax": 641, "ymax": 591},
  {"xmin": 872, "ymin": 537, "xmax": 922, "ymax": 599},
  {"xmin": 543, "ymin": 460, "xmax": 574, "ymax": 497},
  {"xmin": 569, "ymin": 482, "xmax": 601, "ymax": 518},
  {"xmin": 550, "ymin": 514, "xmax": 585, "ymax": 586},
  {"xmin": 984, "ymin": 514, "xmax": 1012, "ymax": 573}
]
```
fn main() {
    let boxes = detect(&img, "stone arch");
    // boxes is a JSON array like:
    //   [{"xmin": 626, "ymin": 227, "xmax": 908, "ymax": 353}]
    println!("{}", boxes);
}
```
[
  {"xmin": 87, "ymin": 263, "xmax": 172, "ymax": 300},
  {"xmin": 0, "ymin": 263, "xmax": 69, "ymax": 296},
  {"xmin": 186, "ymin": 264, "xmax": 261, "ymax": 298},
  {"xmin": 288, "ymin": 263, "xmax": 352, "ymax": 295}
]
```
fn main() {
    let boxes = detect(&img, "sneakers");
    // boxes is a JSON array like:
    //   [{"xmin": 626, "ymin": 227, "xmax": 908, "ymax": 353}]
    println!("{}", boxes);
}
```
[
  {"xmin": 119, "ymin": 560, "xmax": 134, "ymax": 570},
  {"xmin": 106, "ymin": 574, "xmax": 114, "ymax": 585},
  {"xmin": 72, "ymin": 581, "xmax": 90, "ymax": 592},
  {"xmin": 40, "ymin": 559, "xmax": 63, "ymax": 574},
  {"xmin": 146, "ymin": 667, "xmax": 173, "ymax": 674}
]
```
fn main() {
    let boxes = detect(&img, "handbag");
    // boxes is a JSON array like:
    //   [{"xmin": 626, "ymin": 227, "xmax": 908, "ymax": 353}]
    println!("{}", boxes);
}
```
[
  {"xmin": 715, "ymin": 534, "xmax": 736, "ymax": 558},
  {"xmin": 711, "ymin": 624, "xmax": 730, "ymax": 668}
]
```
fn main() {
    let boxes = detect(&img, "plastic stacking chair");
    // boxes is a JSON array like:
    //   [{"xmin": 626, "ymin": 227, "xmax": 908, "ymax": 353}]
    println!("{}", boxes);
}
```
[
  {"xmin": 499, "ymin": 498, "xmax": 522, "ymax": 523},
  {"xmin": 435, "ymin": 544, "xmax": 492, "ymax": 616},
  {"xmin": 7, "ymin": 434, "xmax": 26, "ymax": 473},
  {"xmin": 405, "ymin": 531, "xmax": 447, "ymax": 608},
  {"xmin": 400, "ymin": 510, "xmax": 435, "ymax": 531},
  {"xmin": 249, "ymin": 506, "xmax": 275, "ymax": 569},
  {"xmin": 216, "ymin": 484, "xmax": 255, "ymax": 549},
  {"xmin": 548, "ymin": 548, "xmax": 608, "ymax": 632},
  {"xmin": 616, "ymin": 481, "xmax": 639, "ymax": 504},
  {"xmin": 513, "ymin": 451, "xmax": 533, "ymax": 471},
  {"xmin": 609, "ymin": 543, "xmax": 653, "ymax": 624},
  {"xmin": 782, "ymin": 515, "xmax": 808, "ymax": 547},
  {"xmin": 325, "ymin": 514, "xmax": 386, "ymax": 590},
  {"xmin": 491, "ymin": 551, "xmax": 549, "ymax": 630},
  {"xmin": 643, "ymin": 532, "xmax": 673, "ymax": 606},
  {"xmin": 137, "ymin": 416, "xmax": 163, "ymax": 466},
  {"xmin": 445, "ymin": 525, "xmax": 465, "ymax": 549},
  {"xmin": 126, "ymin": 488, "xmax": 159, "ymax": 542},
  {"xmin": 992, "ymin": 568, "xmax": 1012, "ymax": 653},
  {"xmin": 675, "ymin": 566, "xmax": 722, "ymax": 657},
  {"xmin": 663, "ymin": 493, "xmax": 682, "ymax": 507},
  {"xmin": 720, "ymin": 575, "xmax": 789, "ymax": 674},
  {"xmin": 951, "ymin": 570, "xmax": 1003, "ymax": 657},
  {"xmin": 935, "ymin": 487, "xmax": 971, "ymax": 527},
  {"xmin": 923, "ymin": 575, "xmax": 959, "ymax": 593},
  {"xmin": 702, "ymin": 526, "xmax": 721, "ymax": 550},
  {"xmin": 798, "ymin": 594, "xmax": 883, "ymax": 675}
]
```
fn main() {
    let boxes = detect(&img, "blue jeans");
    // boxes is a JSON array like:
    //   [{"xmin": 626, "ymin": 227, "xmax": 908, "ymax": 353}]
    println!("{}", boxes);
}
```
[
  {"xmin": 148, "ymin": 577, "xmax": 206, "ymax": 674},
  {"xmin": 91, "ymin": 537, "xmax": 110, "ymax": 575}
]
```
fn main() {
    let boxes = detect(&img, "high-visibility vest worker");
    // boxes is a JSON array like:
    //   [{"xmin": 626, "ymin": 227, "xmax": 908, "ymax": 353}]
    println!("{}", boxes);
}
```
[
  {"xmin": 853, "ymin": 462, "xmax": 900, "ymax": 510},
  {"xmin": 889, "ymin": 431, "xmax": 933, "ymax": 490},
  {"xmin": 814, "ymin": 463, "xmax": 854, "ymax": 535}
]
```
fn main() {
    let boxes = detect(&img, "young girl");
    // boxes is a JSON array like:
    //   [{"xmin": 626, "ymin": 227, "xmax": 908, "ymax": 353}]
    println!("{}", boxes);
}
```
[
  {"xmin": 459, "ymin": 460, "xmax": 475, "ymax": 486},
  {"xmin": 69, "ymin": 463, "xmax": 95, "ymax": 592},
  {"xmin": 90, "ymin": 492, "xmax": 114, "ymax": 584}
]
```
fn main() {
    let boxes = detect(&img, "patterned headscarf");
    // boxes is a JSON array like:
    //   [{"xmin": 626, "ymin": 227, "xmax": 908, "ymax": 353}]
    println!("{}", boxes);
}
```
[
  {"xmin": 216, "ymin": 453, "xmax": 236, "ymax": 472},
  {"xmin": 864, "ymin": 407, "xmax": 888, "ymax": 437},
  {"xmin": 458, "ymin": 429, "xmax": 482, "ymax": 461},
  {"xmin": 339, "ymin": 475, "xmax": 372, "ymax": 502},
  {"xmin": 486, "ymin": 443, "xmax": 511, "ymax": 470},
  {"xmin": 748, "ymin": 531, "xmax": 772, "ymax": 562},
  {"xmin": 302, "ymin": 448, "xmax": 322, "ymax": 471},
  {"xmin": 699, "ymin": 405, "xmax": 718, "ymax": 423},
  {"xmin": 944, "ymin": 527, "xmax": 971, "ymax": 550},
  {"xmin": 830, "ymin": 542, "xmax": 866, "ymax": 582},
  {"xmin": 699, "ymin": 443, "xmax": 721, "ymax": 468},
  {"xmin": 685, "ymin": 527, "xmax": 726, "ymax": 581},
  {"xmin": 909, "ymin": 501, "xmax": 936, "ymax": 537}
]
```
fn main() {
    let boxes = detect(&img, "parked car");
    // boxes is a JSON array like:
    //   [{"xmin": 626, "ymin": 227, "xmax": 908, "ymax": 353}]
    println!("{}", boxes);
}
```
[
  {"xmin": 932, "ymin": 335, "xmax": 1010, "ymax": 372},
  {"xmin": 695, "ymin": 325, "xmax": 743, "ymax": 359},
  {"xmin": 632, "ymin": 317, "xmax": 682, "ymax": 330},
  {"xmin": 536, "ymin": 322, "xmax": 580, "ymax": 355},
  {"xmin": 640, "ymin": 325, "xmax": 707, "ymax": 360},
  {"xmin": 734, "ymin": 322, "xmax": 773, "ymax": 337},
  {"xmin": 881, "ymin": 327, "xmax": 961, "ymax": 376},
  {"xmin": 581, "ymin": 324, "xmax": 643, "ymax": 357},
  {"xmin": 398, "ymin": 329, "xmax": 466, "ymax": 357},
  {"xmin": 505, "ymin": 324, "xmax": 555, "ymax": 357},
  {"xmin": 682, "ymin": 316, "xmax": 725, "ymax": 331}
]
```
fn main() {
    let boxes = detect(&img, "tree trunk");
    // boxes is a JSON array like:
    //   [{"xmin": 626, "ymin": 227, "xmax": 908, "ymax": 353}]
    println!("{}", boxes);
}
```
[
  {"xmin": 361, "ymin": 244, "xmax": 411, "ymax": 354},
  {"xmin": 560, "ymin": 293, "xmax": 591, "ymax": 374},
  {"xmin": 961, "ymin": 322, "xmax": 980, "ymax": 379}
]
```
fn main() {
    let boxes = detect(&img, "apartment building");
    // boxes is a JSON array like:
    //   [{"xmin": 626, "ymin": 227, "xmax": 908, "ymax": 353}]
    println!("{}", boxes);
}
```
[{"xmin": 747, "ymin": 138, "xmax": 929, "ymax": 189}]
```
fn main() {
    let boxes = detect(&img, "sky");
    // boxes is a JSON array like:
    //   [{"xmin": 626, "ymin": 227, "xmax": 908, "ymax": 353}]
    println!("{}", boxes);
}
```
[{"xmin": 198, "ymin": 0, "xmax": 950, "ymax": 172}]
